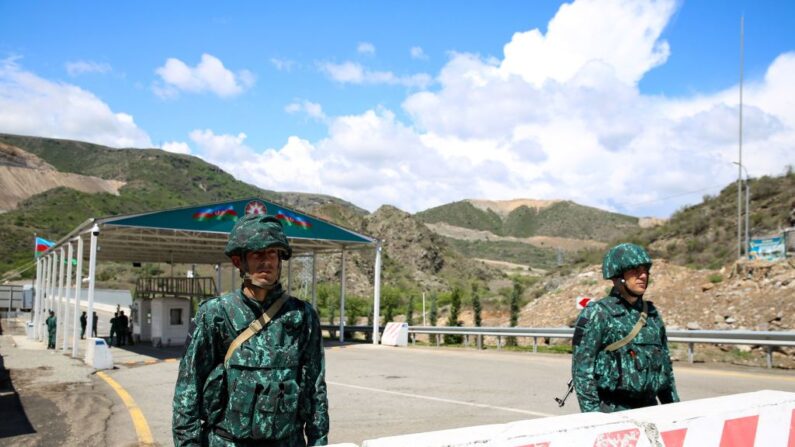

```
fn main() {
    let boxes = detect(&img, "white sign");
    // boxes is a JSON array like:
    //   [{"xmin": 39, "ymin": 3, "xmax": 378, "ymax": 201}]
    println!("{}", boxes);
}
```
[{"xmin": 381, "ymin": 322, "xmax": 409, "ymax": 347}]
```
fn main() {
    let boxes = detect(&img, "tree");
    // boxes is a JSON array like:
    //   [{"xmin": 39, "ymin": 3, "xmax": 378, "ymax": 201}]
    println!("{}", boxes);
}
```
[
  {"xmin": 506, "ymin": 280, "xmax": 523, "ymax": 347},
  {"xmin": 472, "ymin": 284, "xmax": 482, "ymax": 327},
  {"xmin": 405, "ymin": 295, "xmax": 414, "ymax": 326},
  {"xmin": 429, "ymin": 293, "xmax": 438, "ymax": 326},
  {"xmin": 444, "ymin": 287, "xmax": 463, "ymax": 344}
]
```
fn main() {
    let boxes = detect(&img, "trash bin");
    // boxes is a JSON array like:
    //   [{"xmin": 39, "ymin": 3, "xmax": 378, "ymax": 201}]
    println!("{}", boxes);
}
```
[
  {"xmin": 26, "ymin": 321, "xmax": 34, "ymax": 339},
  {"xmin": 84, "ymin": 338, "xmax": 114, "ymax": 370}
]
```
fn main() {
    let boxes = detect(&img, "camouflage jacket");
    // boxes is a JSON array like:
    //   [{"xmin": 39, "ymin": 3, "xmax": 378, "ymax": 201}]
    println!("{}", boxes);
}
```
[
  {"xmin": 46, "ymin": 316, "xmax": 57, "ymax": 333},
  {"xmin": 172, "ymin": 284, "xmax": 329, "ymax": 446},
  {"xmin": 571, "ymin": 289, "xmax": 679, "ymax": 412}
]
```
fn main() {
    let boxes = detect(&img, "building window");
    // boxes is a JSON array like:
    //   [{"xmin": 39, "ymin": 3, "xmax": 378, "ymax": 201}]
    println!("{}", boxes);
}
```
[{"xmin": 170, "ymin": 308, "xmax": 183, "ymax": 325}]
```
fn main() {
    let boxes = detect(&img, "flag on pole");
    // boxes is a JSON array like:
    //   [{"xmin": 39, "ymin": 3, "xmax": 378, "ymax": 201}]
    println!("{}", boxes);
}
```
[{"xmin": 35, "ymin": 237, "xmax": 54, "ymax": 257}]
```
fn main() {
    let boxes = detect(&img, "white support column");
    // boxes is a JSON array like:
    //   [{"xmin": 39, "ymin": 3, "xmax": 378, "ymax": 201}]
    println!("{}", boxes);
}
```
[
  {"xmin": 45, "ymin": 254, "xmax": 55, "ymax": 342},
  {"xmin": 311, "ymin": 251, "xmax": 317, "ymax": 309},
  {"xmin": 287, "ymin": 258, "xmax": 293, "ymax": 295},
  {"xmin": 85, "ymin": 225, "xmax": 99, "ymax": 362},
  {"xmin": 33, "ymin": 258, "xmax": 42, "ymax": 340},
  {"xmin": 215, "ymin": 263, "xmax": 221, "ymax": 295},
  {"xmin": 72, "ymin": 236, "xmax": 84, "ymax": 357},
  {"xmin": 57, "ymin": 247, "xmax": 66, "ymax": 350},
  {"xmin": 63, "ymin": 242, "xmax": 74, "ymax": 351},
  {"xmin": 372, "ymin": 241, "xmax": 383, "ymax": 345},
  {"xmin": 39, "ymin": 256, "xmax": 50, "ymax": 341},
  {"xmin": 339, "ymin": 249, "xmax": 346, "ymax": 343}
]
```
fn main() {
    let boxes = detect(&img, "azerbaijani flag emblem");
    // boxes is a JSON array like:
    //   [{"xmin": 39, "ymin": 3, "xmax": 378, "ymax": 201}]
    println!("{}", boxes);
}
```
[
  {"xmin": 192, "ymin": 205, "xmax": 238, "ymax": 222},
  {"xmin": 275, "ymin": 209, "xmax": 312, "ymax": 229},
  {"xmin": 35, "ymin": 237, "xmax": 54, "ymax": 257}
]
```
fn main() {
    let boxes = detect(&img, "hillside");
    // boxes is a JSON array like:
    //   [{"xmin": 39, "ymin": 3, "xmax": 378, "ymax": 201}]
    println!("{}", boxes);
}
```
[
  {"xmin": 0, "ymin": 133, "xmax": 364, "ymax": 274},
  {"xmin": 626, "ymin": 171, "xmax": 795, "ymax": 269},
  {"xmin": 0, "ymin": 134, "xmax": 500, "ymax": 301},
  {"xmin": 415, "ymin": 198, "xmax": 639, "ymax": 269}
]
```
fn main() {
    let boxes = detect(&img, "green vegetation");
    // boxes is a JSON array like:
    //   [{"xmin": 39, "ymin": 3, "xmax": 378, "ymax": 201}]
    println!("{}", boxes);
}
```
[
  {"xmin": 444, "ymin": 238, "xmax": 558, "ymax": 269},
  {"xmin": 708, "ymin": 274, "xmax": 724, "ymax": 284},
  {"xmin": 472, "ymin": 284, "xmax": 482, "ymax": 327},
  {"xmin": 415, "ymin": 200, "xmax": 503, "ymax": 233},
  {"xmin": 444, "ymin": 288, "xmax": 463, "ymax": 344},
  {"xmin": 416, "ymin": 199, "xmax": 639, "ymax": 242},
  {"xmin": 624, "ymin": 170, "xmax": 795, "ymax": 269}
]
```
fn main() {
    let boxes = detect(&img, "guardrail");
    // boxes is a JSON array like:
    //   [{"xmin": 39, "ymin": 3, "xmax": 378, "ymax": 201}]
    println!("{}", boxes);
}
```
[{"xmin": 322, "ymin": 324, "xmax": 795, "ymax": 369}]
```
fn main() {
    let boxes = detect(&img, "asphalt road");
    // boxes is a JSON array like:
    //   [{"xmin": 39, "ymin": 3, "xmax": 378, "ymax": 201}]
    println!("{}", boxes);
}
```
[{"xmin": 101, "ymin": 342, "xmax": 795, "ymax": 446}]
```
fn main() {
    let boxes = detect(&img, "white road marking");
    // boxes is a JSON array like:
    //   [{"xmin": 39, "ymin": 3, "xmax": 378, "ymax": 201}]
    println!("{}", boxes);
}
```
[{"xmin": 328, "ymin": 381, "xmax": 555, "ymax": 417}]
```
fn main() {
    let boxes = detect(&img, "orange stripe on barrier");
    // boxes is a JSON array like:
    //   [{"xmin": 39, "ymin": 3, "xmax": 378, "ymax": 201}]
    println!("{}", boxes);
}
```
[
  {"xmin": 719, "ymin": 415, "xmax": 758, "ymax": 447},
  {"xmin": 788, "ymin": 409, "xmax": 795, "ymax": 447},
  {"xmin": 593, "ymin": 428, "xmax": 640, "ymax": 447},
  {"xmin": 661, "ymin": 428, "xmax": 688, "ymax": 447}
]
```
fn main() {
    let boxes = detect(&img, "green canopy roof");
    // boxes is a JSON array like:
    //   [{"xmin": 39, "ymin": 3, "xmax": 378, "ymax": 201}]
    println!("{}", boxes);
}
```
[{"xmin": 51, "ymin": 197, "xmax": 375, "ymax": 264}]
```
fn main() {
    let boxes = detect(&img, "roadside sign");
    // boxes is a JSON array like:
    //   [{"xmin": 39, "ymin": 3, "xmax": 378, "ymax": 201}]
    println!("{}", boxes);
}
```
[{"xmin": 576, "ymin": 296, "xmax": 592, "ymax": 310}]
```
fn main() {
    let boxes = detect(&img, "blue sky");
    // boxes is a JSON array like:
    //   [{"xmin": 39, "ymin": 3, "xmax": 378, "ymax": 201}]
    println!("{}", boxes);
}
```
[{"xmin": 1, "ymin": 0, "xmax": 794, "ymax": 218}]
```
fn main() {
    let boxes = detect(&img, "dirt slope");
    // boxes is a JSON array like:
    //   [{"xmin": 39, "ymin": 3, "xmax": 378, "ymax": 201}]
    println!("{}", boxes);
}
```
[{"xmin": 0, "ymin": 143, "xmax": 125, "ymax": 212}]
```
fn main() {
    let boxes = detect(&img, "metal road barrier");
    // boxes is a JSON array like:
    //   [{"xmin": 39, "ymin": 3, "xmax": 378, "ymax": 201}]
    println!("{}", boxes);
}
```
[{"xmin": 322, "ymin": 324, "xmax": 795, "ymax": 368}]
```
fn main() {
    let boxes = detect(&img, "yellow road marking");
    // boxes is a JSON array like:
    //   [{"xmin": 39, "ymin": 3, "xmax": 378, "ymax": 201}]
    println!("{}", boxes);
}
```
[{"xmin": 97, "ymin": 371, "xmax": 155, "ymax": 446}]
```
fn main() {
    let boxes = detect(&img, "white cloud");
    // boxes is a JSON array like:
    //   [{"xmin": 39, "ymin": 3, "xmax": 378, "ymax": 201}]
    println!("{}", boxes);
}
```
[
  {"xmin": 270, "ymin": 58, "xmax": 296, "ymax": 72},
  {"xmin": 0, "ymin": 58, "xmax": 152, "ymax": 148},
  {"xmin": 262, "ymin": 0, "xmax": 791, "ymax": 216},
  {"xmin": 499, "ymin": 0, "xmax": 675, "ymax": 86},
  {"xmin": 320, "ymin": 61, "xmax": 432, "ymax": 88},
  {"xmin": 357, "ymin": 42, "xmax": 376, "ymax": 55},
  {"xmin": 65, "ymin": 60, "xmax": 112, "ymax": 76},
  {"xmin": 161, "ymin": 141, "xmax": 191, "ymax": 154},
  {"xmin": 285, "ymin": 100, "xmax": 326, "ymax": 121},
  {"xmin": 154, "ymin": 53, "xmax": 255, "ymax": 98},
  {"xmin": 410, "ymin": 46, "xmax": 428, "ymax": 60}
]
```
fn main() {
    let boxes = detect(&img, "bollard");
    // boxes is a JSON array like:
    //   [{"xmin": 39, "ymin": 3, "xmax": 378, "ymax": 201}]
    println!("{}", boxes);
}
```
[
  {"xmin": 477, "ymin": 334, "xmax": 482, "ymax": 350},
  {"xmin": 533, "ymin": 337, "xmax": 538, "ymax": 353}
]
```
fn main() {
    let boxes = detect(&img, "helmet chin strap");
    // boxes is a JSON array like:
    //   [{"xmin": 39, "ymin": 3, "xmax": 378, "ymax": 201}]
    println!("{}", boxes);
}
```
[
  {"xmin": 239, "ymin": 257, "xmax": 281, "ymax": 290},
  {"xmin": 619, "ymin": 278, "xmax": 644, "ymax": 299}
]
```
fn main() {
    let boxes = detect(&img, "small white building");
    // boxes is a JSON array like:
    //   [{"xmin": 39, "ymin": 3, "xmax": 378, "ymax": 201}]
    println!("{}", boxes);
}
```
[{"xmin": 132, "ymin": 296, "xmax": 191, "ymax": 347}]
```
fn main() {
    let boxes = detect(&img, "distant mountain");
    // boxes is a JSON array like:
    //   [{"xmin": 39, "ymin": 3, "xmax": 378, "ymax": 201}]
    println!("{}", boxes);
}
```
[
  {"xmin": 416, "ymin": 199, "xmax": 639, "ymax": 240},
  {"xmin": 414, "ymin": 198, "xmax": 640, "ymax": 268}
]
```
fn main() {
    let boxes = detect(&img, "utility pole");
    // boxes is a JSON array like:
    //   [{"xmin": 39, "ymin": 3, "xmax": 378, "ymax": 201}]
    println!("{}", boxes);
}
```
[{"xmin": 737, "ymin": 15, "xmax": 744, "ymax": 258}]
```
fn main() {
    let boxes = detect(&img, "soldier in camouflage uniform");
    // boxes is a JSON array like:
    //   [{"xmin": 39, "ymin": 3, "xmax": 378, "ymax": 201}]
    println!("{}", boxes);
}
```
[
  {"xmin": 571, "ymin": 243, "xmax": 679, "ymax": 412},
  {"xmin": 46, "ymin": 310, "xmax": 57, "ymax": 349},
  {"xmin": 173, "ymin": 214, "xmax": 329, "ymax": 446}
]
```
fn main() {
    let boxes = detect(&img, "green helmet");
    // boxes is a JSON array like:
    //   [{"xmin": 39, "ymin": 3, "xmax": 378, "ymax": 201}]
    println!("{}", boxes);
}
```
[
  {"xmin": 224, "ymin": 214, "xmax": 292, "ymax": 260},
  {"xmin": 602, "ymin": 243, "xmax": 652, "ymax": 279}
]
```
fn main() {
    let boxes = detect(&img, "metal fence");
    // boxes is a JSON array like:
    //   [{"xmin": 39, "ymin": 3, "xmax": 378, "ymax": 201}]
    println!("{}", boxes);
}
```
[{"xmin": 321, "ymin": 324, "xmax": 795, "ymax": 369}]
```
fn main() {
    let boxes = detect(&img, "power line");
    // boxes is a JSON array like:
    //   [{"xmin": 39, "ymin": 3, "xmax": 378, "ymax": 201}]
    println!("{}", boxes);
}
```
[{"xmin": 625, "ymin": 184, "xmax": 726, "ymax": 207}]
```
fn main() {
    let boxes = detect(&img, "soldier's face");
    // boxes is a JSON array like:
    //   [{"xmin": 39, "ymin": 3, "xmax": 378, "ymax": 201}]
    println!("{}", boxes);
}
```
[
  {"xmin": 245, "ymin": 248, "xmax": 281, "ymax": 284},
  {"xmin": 622, "ymin": 265, "xmax": 649, "ymax": 295}
]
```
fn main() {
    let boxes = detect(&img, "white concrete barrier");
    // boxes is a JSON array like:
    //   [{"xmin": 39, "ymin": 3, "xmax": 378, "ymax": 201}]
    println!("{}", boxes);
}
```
[
  {"xmin": 380, "ymin": 322, "xmax": 408, "ymax": 347},
  {"xmin": 360, "ymin": 390, "xmax": 795, "ymax": 447},
  {"xmin": 84, "ymin": 337, "xmax": 113, "ymax": 370},
  {"xmin": 626, "ymin": 390, "xmax": 795, "ymax": 446}
]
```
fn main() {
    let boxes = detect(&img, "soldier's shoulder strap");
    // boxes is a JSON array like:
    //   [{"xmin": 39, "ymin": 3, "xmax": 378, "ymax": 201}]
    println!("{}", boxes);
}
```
[
  {"xmin": 603, "ymin": 299, "xmax": 648, "ymax": 352},
  {"xmin": 223, "ymin": 292, "xmax": 290, "ymax": 366}
]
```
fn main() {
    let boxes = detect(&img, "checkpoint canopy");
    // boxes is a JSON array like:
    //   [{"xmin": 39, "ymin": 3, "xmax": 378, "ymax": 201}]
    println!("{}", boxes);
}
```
[
  {"xmin": 33, "ymin": 197, "xmax": 386, "ymax": 353},
  {"xmin": 61, "ymin": 197, "xmax": 376, "ymax": 263}
]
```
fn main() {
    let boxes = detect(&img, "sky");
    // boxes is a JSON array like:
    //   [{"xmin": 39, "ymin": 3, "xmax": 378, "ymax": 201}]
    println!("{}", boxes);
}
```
[{"xmin": 1, "ymin": 0, "xmax": 794, "ymax": 218}]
